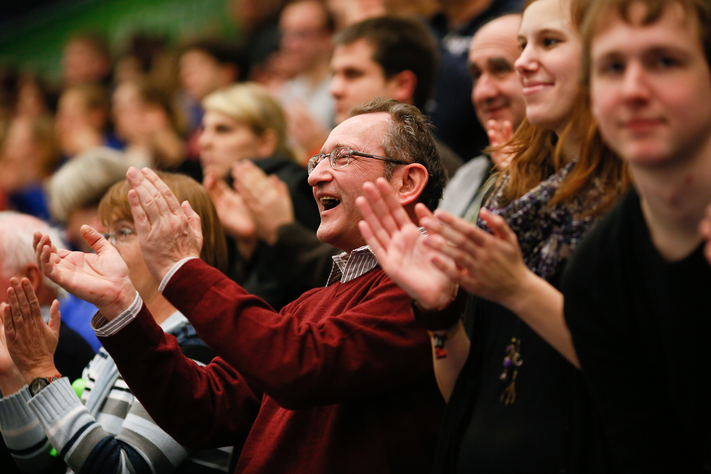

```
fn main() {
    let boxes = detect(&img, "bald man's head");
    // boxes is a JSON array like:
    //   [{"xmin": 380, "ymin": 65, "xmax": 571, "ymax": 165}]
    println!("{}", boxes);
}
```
[{"xmin": 469, "ymin": 14, "xmax": 526, "ymax": 129}]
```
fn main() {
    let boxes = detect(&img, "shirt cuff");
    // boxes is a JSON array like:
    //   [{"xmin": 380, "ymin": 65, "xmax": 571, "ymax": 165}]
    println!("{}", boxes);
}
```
[
  {"xmin": 91, "ymin": 292, "xmax": 143, "ymax": 337},
  {"xmin": 159, "ymin": 257, "xmax": 198, "ymax": 293}
]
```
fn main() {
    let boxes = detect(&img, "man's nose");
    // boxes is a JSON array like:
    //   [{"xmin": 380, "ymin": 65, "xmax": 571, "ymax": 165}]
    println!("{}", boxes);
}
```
[{"xmin": 307, "ymin": 156, "xmax": 333, "ymax": 186}]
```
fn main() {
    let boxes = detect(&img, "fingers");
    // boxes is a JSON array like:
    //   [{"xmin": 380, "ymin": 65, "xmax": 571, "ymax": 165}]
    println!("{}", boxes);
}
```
[
  {"xmin": 375, "ymin": 178, "xmax": 414, "ymax": 228},
  {"xmin": 81, "ymin": 225, "xmax": 111, "ymax": 254},
  {"xmin": 128, "ymin": 188, "xmax": 150, "ymax": 236},
  {"xmin": 10, "ymin": 278, "xmax": 33, "ymax": 320},
  {"xmin": 414, "ymin": 203, "xmax": 436, "ymax": 227},
  {"xmin": 182, "ymin": 201, "xmax": 203, "ymax": 242},
  {"xmin": 356, "ymin": 192, "xmax": 392, "ymax": 251},
  {"xmin": 233, "ymin": 161, "xmax": 271, "ymax": 205},
  {"xmin": 48, "ymin": 300, "xmax": 61, "ymax": 339},
  {"xmin": 502, "ymin": 120, "xmax": 513, "ymax": 141},
  {"xmin": 431, "ymin": 209, "xmax": 491, "ymax": 249},
  {"xmin": 126, "ymin": 167, "xmax": 180, "ymax": 226},
  {"xmin": 357, "ymin": 220, "xmax": 386, "ymax": 259},
  {"xmin": 480, "ymin": 208, "xmax": 518, "ymax": 245}
]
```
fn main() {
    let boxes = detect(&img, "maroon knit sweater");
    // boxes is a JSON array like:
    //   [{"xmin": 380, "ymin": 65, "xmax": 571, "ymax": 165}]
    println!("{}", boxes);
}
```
[{"xmin": 100, "ymin": 258, "xmax": 444, "ymax": 474}]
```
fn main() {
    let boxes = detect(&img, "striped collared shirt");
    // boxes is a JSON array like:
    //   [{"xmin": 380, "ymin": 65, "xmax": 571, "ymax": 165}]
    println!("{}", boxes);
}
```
[{"xmin": 326, "ymin": 245, "xmax": 379, "ymax": 286}]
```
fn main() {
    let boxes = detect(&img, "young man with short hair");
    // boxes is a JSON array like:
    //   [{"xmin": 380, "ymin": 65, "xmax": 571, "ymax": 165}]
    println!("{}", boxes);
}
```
[{"xmin": 563, "ymin": 0, "xmax": 711, "ymax": 471}]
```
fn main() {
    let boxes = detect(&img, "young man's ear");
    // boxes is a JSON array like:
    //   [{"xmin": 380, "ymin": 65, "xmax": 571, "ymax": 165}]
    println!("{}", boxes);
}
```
[
  {"xmin": 393, "ymin": 163, "xmax": 429, "ymax": 207},
  {"xmin": 386, "ymin": 70, "xmax": 418, "ymax": 106}
]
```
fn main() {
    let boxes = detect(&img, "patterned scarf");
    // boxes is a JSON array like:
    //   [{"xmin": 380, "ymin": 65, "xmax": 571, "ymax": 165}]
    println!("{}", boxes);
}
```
[{"xmin": 479, "ymin": 161, "xmax": 604, "ymax": 281}]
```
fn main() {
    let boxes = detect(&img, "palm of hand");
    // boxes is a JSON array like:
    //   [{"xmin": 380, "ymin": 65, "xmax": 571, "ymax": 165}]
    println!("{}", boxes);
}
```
[
  {"xmin": 49, "ymin": 248, "xmax": 130, "ymax": 308},
  {"xmin": 380, "ymin": 224, "xmax": 454, "ymax": 308}
]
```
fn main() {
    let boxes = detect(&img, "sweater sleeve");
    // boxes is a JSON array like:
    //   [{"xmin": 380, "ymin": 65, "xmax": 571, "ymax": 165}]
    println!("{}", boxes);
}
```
[
  {"xmin": 0, "ymin": 387, "xmax": 57, "ymax": 473},
  {"xmin": 23, "ymin": 377, "xmax": 200, "ymax": 474},
  {"xmin": 98, "ymin": 304, "xmax": 262, "ymax": 450},
  {"xmin": 162, "ymin": 259, "xmax": 433, "ymax": 410}
]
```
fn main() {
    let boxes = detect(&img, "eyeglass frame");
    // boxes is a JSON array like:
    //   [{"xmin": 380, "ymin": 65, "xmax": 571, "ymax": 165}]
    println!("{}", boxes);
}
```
[
  {"xmin": 307, "ymin": 146, "xmax": 409, "ymax": 175},
  {"xmin": 102, "ymin": 227, "xmax": 137, "ymax": 246}
]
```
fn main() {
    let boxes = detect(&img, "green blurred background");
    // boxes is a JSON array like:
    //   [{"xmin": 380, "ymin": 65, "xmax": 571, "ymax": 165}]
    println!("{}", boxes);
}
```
[{"xmin": 0, "ymin": 0, "xmax": 237, "ymax": 82}]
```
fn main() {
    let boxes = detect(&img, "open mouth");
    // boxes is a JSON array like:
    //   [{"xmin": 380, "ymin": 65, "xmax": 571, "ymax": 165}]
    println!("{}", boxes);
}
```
[{"xmin": 320, "ymin": 196, "xmax": 341, "ymax": 211}]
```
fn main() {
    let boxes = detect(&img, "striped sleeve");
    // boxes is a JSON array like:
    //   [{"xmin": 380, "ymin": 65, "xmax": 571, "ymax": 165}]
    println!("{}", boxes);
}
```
[
  {"xmin": 0, "ymin": 386, "xmax": 57, "ymax": 473},
  {"xmin": 28, "ymin": 370, "xmax": 230, "ymax": 474},
  {"xmin": 28, "ymin": 379, "xmax": 228, "ymax": 474}
]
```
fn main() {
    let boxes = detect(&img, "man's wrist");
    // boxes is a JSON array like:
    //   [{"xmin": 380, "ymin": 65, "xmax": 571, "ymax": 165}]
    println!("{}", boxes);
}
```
[
  {"xmin": 99, "ymin": 283, "xmax": 138, "ymax": 320},
  {"xmin": 413, "ymin": 283, "xmax": 459, "ymax": 312},
  {"xmin": 21, "ymin": 366, "xmax": 60, "ymax": 386}
]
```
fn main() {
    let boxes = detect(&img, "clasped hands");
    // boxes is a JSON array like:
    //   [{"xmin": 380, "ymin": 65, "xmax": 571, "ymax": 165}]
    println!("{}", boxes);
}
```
[
  {"xmin": 204, "ymin": 160, "xmax": 294, "ymax": 249},
  {"xmin": 356, "ymin": 177, "xmax": 532, "ymax": 312}
]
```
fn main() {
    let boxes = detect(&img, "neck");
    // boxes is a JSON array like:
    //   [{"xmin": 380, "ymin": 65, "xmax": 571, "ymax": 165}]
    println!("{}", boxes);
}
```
[
  {"xmin": 632, "ymin": 147, "xmax": 711, "ymax": 261},
  {"xmin": 442, "ymin": 0, "xmax": 492, "ymax": 29},
  {"xmin": 555, "ymin": 129, "xmax": 580, "ymax": 165}
]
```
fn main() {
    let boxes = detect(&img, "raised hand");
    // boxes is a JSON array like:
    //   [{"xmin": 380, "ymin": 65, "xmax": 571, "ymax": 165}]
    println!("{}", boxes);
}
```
[
  {"xmin": 232, "ymin": 160, "xmax": 294, "ymax": 245},
  {"xmin": 1, "ymin": 278, "xmax": 59, "ymax": 383},
  {"xmin": 487, "ymin": 119, "xmax": 515, "ymax": 170},
  {"xmin": 356, "ymin": 178, "xmax": 457, "ymax": 310},
  {"xmin": 203, "ymin": 166, "xmax": 257, "ymax": 242},
  {"xmin": 34, "ymin": 227, "xmax": 135, "ymax": 319},
  {"xmin": 422, "ymin": 208, "xmax": 531, "ymax": 309},
  {"xmin": 126, "ymin": 167, "xmax": 203, "ymax": 282}
]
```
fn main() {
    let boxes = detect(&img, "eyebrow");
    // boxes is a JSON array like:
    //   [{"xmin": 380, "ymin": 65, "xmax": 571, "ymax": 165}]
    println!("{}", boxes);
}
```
[
  {"xmin": 518, "ymin": 27, "xmax": 565, "ymax": 42},
  {"xmin": 488, "ymin": 57, "xmax": 514, "ymax": 70},
  {"xmin": 594, "ymin": 45, "xmax": 692, "ymax": 62}
]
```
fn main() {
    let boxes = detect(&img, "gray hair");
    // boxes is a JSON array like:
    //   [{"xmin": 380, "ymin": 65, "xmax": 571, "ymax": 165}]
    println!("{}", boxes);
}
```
[
  {"xmin": 49, "ymin": 147, "xmax": 130, "ymax": 223},
  {"xmin": 0, "ymin": 212, "xmax": 67, "ymax": 298}
]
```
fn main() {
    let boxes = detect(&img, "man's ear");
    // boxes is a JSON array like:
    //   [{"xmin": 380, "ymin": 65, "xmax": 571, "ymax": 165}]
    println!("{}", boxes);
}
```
[
  {"xmin": 392, "ymin": 163, "xmax": 429, "ymax": 207},
  {"xmin": 24, "ymin": 265, "xmax": 43, "ymax": 293},
  {"xmin": 386, "ymin": 70, "xmax": 418, "ymax": 106}
]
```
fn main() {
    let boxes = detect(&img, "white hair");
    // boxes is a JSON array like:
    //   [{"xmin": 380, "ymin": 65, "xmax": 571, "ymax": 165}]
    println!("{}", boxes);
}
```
[
  {"xmin": 0, "ymin": 212, "xmax": 67, "ymax": 298},
  {"xmin": 49, "ymin": 146, "xmax": 129, "ymax": 223}
]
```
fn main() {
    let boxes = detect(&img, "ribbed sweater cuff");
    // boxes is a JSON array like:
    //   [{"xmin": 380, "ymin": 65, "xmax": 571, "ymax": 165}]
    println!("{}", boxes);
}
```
[
  {"xmin": 0, "ymin": 386, "xmax": 33, "ymax": 430},
  {"xmin": 27, "ymin": 378, "xmax": 80, "ymax": 426}
]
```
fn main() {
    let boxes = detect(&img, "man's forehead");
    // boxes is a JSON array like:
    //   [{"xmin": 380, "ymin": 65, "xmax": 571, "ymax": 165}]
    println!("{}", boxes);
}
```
[
  {"xmin": 469, "ymin": 16, "xmax": 522, "ymax": 64},
  {"xmin": 591, "ymin": 2, "xmax": 700, "ymax": 57},
  {"xmin": 322, "ymin": 112, "xmax": 389, "ymax": 152},
  {"xmin": 333, "ymin": 39, "xmax": 378, "ymax": 68}
]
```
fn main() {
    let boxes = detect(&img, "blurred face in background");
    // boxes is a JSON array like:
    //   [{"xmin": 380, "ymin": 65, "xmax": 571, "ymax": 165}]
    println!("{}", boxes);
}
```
[
  {"xmin": 469, "ymin": 14, "xmax": 526, "ymax": 129},
  {"xmin": 180, "ymin": 49, "xmax": 234, "ymax": 102},
  {"xmin": 198, "ymin": 110, "xmax": 274, "ymax": 178},
  {"xmin": 279, "ymin": 0, "xmax": 333, "ymax": 73},
  {"xmin": 329, "ymin": 39, "xmax": 404, "ymax": 125},
  {"xmin": 62, "ymin": 38, "xmax": 110, "ymax": 86},
  {"xmin": 112, "ymin": 81, "xmax": 146, "ymax": 143}
]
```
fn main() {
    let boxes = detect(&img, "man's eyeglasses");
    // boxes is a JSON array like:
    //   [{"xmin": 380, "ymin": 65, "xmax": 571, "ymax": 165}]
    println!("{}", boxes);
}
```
[
  {"xmin": 103, "ymin": 228, "xmax": 137, "ymax": 246},
  {"xmin": 307, "ymin": 146, "xmax": 408, "ymax": 175}
]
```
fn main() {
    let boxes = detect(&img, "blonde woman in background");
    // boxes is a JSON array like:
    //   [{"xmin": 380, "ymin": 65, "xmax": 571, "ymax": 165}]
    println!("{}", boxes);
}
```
[{"xmin": 200, "ymin": 82, "xmax": 320, "ymax": 309}]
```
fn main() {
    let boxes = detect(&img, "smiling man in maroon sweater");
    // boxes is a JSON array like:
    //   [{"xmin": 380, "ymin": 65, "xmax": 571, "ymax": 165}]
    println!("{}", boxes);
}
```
[{"xmin": 27, "ymin": 98, "xmax": 448, "ymax": 474}]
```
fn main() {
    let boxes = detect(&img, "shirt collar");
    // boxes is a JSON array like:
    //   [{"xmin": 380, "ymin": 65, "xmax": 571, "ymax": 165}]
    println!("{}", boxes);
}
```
[{"xmin": 326, "ymin": 245, "xmax": 379, "ymax": 286}]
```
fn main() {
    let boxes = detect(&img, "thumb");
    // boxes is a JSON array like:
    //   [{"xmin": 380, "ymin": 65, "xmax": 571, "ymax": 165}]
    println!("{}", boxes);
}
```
[
  {"xmin": 480, "ymin": 208, "xmax": 517, "ymax": 244},
  {"xmin": 48, "ymin": 300, "xmax": 61, "ymax": 338},
  {"xmin": 81, "ymin": 225, "xmax": 112, "ymax": 254}
]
